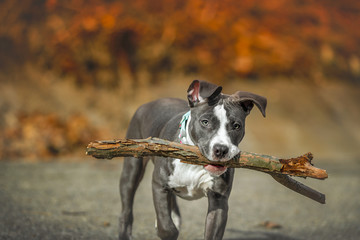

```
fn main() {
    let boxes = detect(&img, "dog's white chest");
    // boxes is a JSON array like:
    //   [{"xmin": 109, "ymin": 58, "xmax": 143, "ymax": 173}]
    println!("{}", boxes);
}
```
[{"xmin": 168, "ymin": 159, "xmax": 214, "ymax": 200}]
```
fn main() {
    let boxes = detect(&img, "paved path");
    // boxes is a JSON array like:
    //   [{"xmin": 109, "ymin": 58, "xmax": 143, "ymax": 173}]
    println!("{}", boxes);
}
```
[{"xmin": 1, "ymin": 159, "xmax": 359, "ymax": 240}]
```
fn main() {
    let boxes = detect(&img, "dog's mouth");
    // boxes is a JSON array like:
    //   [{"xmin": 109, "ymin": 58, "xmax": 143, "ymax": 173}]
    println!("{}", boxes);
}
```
[
  {"xmin": 203, "ymin": 154, "xmax": 240, "ymax": 176},
  {"xmin": 204, "ymin": 164, "xmax": 228, "ymax": 176}
]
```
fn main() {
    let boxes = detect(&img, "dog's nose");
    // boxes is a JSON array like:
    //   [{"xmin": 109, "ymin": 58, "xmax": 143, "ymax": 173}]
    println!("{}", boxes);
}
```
[{"xmin": 213, "ymin": 144, "xmax": 229, "ymax": 159}]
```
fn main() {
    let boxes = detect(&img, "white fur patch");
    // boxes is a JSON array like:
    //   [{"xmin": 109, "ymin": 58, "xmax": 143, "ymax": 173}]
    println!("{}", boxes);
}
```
[
  {"xmin": 171, "ymin": 210, "xmax": 181, "ymax": 230},
  {"xmin": 184, "ymin": 114, "xmax": 195, "ymax": 145},
  {"xmin": 168, "ymin": 159, "xmax": 214, "ymax": 200},
  {"xmin": 155, "ymin": 211, "xmax": 181, "ymax": 231},
  {"xmin": 169, "ymin": 110, "xmax": 221, "ymax": 200},
  {"xmin": 209, "ymin": 104, "xmax": 240, "ymax": 160}
]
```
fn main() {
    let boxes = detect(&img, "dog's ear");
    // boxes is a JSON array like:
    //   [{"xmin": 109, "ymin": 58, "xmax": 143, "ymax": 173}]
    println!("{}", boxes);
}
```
[
  {"xmin": 230, "ymin": 91, "xmax": 267, "ymax": 117},
  {"xmin": 187, "ymin": 80, "xmax": 222, "ymax": 107}
]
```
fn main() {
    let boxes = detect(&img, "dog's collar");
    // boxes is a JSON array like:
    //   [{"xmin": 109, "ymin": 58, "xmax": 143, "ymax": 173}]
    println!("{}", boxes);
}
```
[{"xmin": 178, "ymin": 110, "xmax": 191, "ymax": 144}]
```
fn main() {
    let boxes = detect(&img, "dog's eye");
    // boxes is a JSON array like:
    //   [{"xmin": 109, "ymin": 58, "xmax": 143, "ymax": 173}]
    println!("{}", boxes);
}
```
[
  {"xmin": 200, "ymin": 119, "xmax": 209, "ymax": 127},
  {"xmin": 233, "ymin": 123, "xmax": 241, "ymax": 130}
]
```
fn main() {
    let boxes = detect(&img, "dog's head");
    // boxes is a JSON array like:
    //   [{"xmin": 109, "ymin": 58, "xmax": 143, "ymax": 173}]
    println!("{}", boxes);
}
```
[{"xmin": 186, "ymin": 80, "xmax": 267, "ymax": 175}]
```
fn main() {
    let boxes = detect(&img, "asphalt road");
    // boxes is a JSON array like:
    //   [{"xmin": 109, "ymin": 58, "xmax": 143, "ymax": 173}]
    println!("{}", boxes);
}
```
[{"xmin": 1, "ymin": 159, "xmax": 359, "ymax": 240}]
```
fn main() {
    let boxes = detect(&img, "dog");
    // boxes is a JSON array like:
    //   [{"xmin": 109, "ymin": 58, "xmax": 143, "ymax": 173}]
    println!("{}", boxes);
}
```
[{"xmin": 119, "ymin": 80, "xmax": 267, "ymax": 240}]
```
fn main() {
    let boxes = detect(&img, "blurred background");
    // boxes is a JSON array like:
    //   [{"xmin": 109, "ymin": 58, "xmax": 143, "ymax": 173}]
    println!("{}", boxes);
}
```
[{"xmin": 0, "ymin": 0, "xmax": 359, "ymax": 162}]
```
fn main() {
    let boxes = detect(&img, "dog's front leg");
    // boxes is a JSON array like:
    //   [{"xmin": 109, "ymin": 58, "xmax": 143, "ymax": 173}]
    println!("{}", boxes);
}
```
[
  {"xmin": 204, "ymin": 191, "xmax": 229, "ymax": 240},
  {"xmin": 152, "ymin": 175, "xmax": 179, "ymax": 240}
]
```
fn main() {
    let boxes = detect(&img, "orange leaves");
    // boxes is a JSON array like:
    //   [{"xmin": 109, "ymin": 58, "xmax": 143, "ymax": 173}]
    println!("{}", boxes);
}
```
[
  {"xmin": 1, "ymin": 113, "xmax": 103, "ymax": 160},
  {"xmin": 233, "ymin": 57, "xmax": 254, "ymax": 75},
  {"xmin": 45, "ymin": 0, "xmax": 57, "ymax": 11},
  {"xmin": 76, "ymin": 2, "xmax": 122, "ymax": 32},
  {"xmin": 1, "ymin": 0, "xmax": 360, "ymax": 85},
  {"xmin": 101, "ymin": 14, "xmax": 116, "ymax": 30},
  {"xmin": 82, "ymin": 17, "xmax": 98, "ymax": 32}
]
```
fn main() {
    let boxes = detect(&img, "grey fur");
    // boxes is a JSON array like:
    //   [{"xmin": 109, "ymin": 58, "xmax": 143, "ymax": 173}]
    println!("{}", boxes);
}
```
[{"xmin": 119, "ymin": 80, "xmax": 267, "ymax": 240}]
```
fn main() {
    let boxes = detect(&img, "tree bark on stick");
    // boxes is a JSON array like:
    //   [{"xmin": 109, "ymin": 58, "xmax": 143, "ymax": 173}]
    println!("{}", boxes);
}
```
[{"xmin": 86, "ymin": 137, "xmax": 327, "ymax": 204}]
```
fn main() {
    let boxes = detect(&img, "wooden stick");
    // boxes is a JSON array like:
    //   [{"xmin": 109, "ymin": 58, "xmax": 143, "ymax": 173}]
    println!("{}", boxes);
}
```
[
  {"xmin": 270, "ymin": 174, "xmax": 326, "ymax": 204},
  {"xmin": 86, "ymin": 137, "xmax": 327, "ymax": 203},
  {"xmin": 86, "ymin": 137, "xmax": 327, "ymax": 179}
]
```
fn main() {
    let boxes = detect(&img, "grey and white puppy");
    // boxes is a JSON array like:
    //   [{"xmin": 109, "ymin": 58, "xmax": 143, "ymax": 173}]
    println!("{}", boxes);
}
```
[{"xmin": 119, "ymin": 80, "xmax": 267, "ymax": 240}]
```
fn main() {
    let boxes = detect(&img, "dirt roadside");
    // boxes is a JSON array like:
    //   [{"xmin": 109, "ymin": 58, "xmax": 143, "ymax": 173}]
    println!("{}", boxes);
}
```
[
  {"xmin": 1, "ymin": 77, "xmax": 360, "ymax": 162},
  {"xmin": 1, "ymin": 158, "xmax": 359, "ymax": 240}
]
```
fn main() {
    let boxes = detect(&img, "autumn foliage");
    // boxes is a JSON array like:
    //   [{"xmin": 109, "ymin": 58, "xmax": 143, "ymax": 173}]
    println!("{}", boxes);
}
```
[
  {"xmin": 0, "ymin": 113, "xmax": 103, "ymax": 160},
  {"xmin": 1, "ymin": 0, "xmax": 360, "ymax": 88},
  {"xmin": 1, "ymin": 0, "xmax": 360, "ymax": 159}
]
